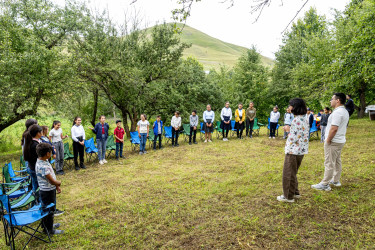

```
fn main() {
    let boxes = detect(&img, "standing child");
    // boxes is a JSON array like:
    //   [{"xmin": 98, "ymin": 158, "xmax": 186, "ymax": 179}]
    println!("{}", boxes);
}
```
[
  {"xmin": 220, "ymin": 102, "xmax": 232, "ymax": 141},
  {"xmin": 89, "ymin": 115, "xmax": 109, "ymax": 165},
  {"xmin": 245, "ymin": 102, "xmax": 256, "ymax": 138},
  {"xmin": 49, "ymin": 121, "xmax": 69, "ymax": 175},
  {"xmin": 152, "ymin": 116, "xmax": 163, "ymax": 150},
  {"xmin": 35, "ymin": 143, "xmax": 64, "ymax": 235},
  {"xmin": 203, "ymin": 104, "xmax": 215, "ymax": 143},
  {"xmin": 137, "ymin": 114, "xmax": 149, "ymax": 155},
  {"xmin": 114, "ymin": 120, "xmax": 125, "ymax": 159},
  {"xmin": 320, "ymin": 107, "xmax": 330, "ymax": 143},
  {"xmin": 40, "ymin": 126, "xmax": 57, "ymax": 159},
  {"xmin": 269, "ymin": 106, "xmax": 280, "ymax": 139},
  {"xmin": 171, "ymin": 111, "xmax": 181, "ymax": 147},
  {"xmin": 235, "ymin": 103, "xmax": 246, "ymax": 139},
  {"xmin": 283, "ymin": 108, "xmax": 294, "ymax": 139},
  {"xmin": 277, "ymin": 98, "xmax": 309, "ymax": 203},
  {"xmin": 71, "ymin": 117, "xmax": 86, "ymax": 171},
  {"xmin": 189, "ymin": 110, "xmax": 198, "ymax": 145}
]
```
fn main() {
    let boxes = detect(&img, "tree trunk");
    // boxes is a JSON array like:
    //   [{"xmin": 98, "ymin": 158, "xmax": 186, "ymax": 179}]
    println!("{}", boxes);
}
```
[
  {"xmin": 91, "ymin": 88, "xmax": 99, "ymax": 127},
  {"xmin": 121, "ymin": 110, "xmax": 131, "ymax": 138},
  {"xmin": 130, "ymin": 107, "xmax": 138, "ymax": 132},
  {"xmin": 358, "ymin": 81, "xmax": 367, "ymax": 118}
]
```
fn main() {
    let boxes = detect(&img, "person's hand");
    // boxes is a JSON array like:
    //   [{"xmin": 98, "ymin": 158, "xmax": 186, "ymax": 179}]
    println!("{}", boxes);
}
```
[
  {"xmin": 65, "ymin": 135, "xmax": 69, "ymax": 138},
  {"xmin": 194, "ymin": 126, "xmax": 196, "ymax": 130},
  {"xmin": 147, "ymin": 134, "xmax": 149, "ymax": 138},
  {"xmin": 80, "ymin": 141, "xmax": 84, "ymax": 146},
  {"xmin": 138, "ymin": 134, "xmax": 141, "ymax": 138},
  {"xmin": 239, "ymin": 121, "xmax": 242, "ymax": 124},
  {"xmin": 53, "ymin": 154, "xmax": 56, "ymax": 159},
  {"xmin": 89, "ymin": 127, "xmax": 94, "ymax": 130},
  {"xmin": 56, "ymin": 186, "xmax": 61, "ymax": 194},
  {"xmin": 326, "ymin": 140, "xmax": 331, "ymax": 145},
  {"xmin": 206, "ymin": 123, "xmax": 208, "ymax": 127}
]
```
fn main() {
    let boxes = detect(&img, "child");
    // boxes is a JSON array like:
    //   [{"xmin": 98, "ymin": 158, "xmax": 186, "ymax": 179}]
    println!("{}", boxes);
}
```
[
  {"xmin": 40, "ymin": 126, "xmax": 56, "ymax": 161},
  {"xmin": 35, "ymin": 143, "xmax": 64, "ymax": 235},
  {"xmin": 245, "ymin": 102, "xmax": 256, "ymax": 138},
  {"xmin": 152, "ymin": 116, "xmax": 163, "ymax": 150},
  {"xmin": 283, "ymin": 107, "xmax": 294, "ymax": 139},
  {"xmin": 71, "ymin": 117, "xmax": 86, "ymax": 171},
  {"xmin": 277, "ymin": 98, "xmax": 309, "ymax": 203},
  {"xmin": 114, "ymin": 120, "xmax": 125, "ymax": 159},
  {"xmin": 235, "ymin": 103, "xmax": 245, "ymax": 139},
  {"xmin": 203, "ymin": 104, "xmax": 215, "ymax": 142},
  {"xmin": 220, "ymin": 102, "xmax": 232, "ymax": 141},
  {"xmin": 189, "ymin": 110, "xmax": 198, "ymax": 145},
  {"xmin": 89, "ymin": 115, "xmax": 109, "ymax": 165},
  {"xmin": 320, "ymin": 107, "xmax": 330, "ymax": 143},
  {"xmin": 269, "ymin": 106, "xmax": 280, "ymax": 139},
  {"xmin": 23, "ymin": 124, "xmax": 42, "ymax": 194},
  {"xmin": 49, "ymin": 121, "xmax": 69, "ymax": 175},
  {"xmin": 137, "ymin": 114, "xmax": 149, "ymax": 154},
  {"xmin": 171, "ymin": 111, "xmax": 181, "ymax": 147}
]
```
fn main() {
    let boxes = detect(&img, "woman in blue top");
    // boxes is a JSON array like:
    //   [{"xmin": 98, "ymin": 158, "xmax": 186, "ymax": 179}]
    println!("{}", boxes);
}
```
[{"xmin": 89, "ymin": 115, "xmax": 109, "ymax": 165}]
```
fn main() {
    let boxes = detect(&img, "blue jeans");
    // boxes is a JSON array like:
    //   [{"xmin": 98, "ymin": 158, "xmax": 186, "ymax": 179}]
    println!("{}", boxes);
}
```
[
  {"xmin": 27, "ymin": 165, "xmax": 38, "ymax": 193},
  {"xmin": 116, "ymin": 142, "xmax": 123, "ymax": 158},
  {"xmin": 97, "ymin": 138, "xmax": 107, "ymax": 161},
  {"xmin": 140, "ymin": 133, "xmax": 147, "ymax": 152}
]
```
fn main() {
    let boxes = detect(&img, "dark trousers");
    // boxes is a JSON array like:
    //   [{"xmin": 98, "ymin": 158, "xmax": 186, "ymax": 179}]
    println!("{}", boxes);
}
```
[
  {"xmin": 116, "ymin": 142, "xmax": 123, "ymax": 158},
  {"xmin": 73, "ymin": 141, "xmax": 84, "ymax": 167},
  {"xmin": 282, "ymin": 154, "xmax": 304, "ymax": 200},
  {"xmin": 222, "ymin": 128, "xmax": 229, "ymax": 138},
  {"xmin": 153, "ymin": 134, "xmax": 162, "ymax": 149},
  {"xmin": 40, "ymin": 189, "xmax": 56, "ymax": 233},
  {"xmin": 189, "ymin": 127, "xmax": 197, "ymax": 143},
  {"xmin": 172, "ymin": 128, "xmax": 179, "ymax": 145},
  {"xmin": 246, "ymin": 119, "xmax": 254, "ymax": 136},
  {"xmin": 270, "ymin": 122, "xmax": 278, "ymax": 137},
  {"xmin": 236, "ymin": 122, "xmax": 244, "ymax": 138}
]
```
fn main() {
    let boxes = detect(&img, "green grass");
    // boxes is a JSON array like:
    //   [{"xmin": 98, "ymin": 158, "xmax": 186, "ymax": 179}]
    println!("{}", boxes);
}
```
[{"xmin": 1, "ymin": 119, "xmax": 375, "ymax": 248}]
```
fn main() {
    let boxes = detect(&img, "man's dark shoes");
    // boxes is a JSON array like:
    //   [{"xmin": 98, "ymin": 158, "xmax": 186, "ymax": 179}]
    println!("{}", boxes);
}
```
[
  {"xmin": 75, "ymin": 166, "xmax": 80, "ymax": 171},
  {"xmin": 80, "ymin": 164, "xmax": 86, "ymax": 169},
  {"xmin": 189, "ymin": 142, "xmax": 192, "ymax": 145}
]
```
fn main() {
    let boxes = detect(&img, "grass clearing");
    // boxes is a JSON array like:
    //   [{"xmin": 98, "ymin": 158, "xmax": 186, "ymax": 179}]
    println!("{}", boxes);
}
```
[{"xmin": 1, "ymin": 119, "xmax": 374, "ymax": 248}]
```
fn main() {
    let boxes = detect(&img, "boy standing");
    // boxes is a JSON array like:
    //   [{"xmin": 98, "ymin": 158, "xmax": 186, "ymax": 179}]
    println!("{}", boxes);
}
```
[
  {"xmin": 171, "ymin": 111, "xmax": 181, "ymax": 147},
  {"xmin": 320, "ymin": 107, "xmax": 330, "ymax": 143},
  {"xmin": 189, "ymin": 110, "xmax": 198, "ymax": 145},
  {"xmin": 114, "ymin": 120, "xmax": 125, "ymax": 160},
  {"xmin": 35, "ymin": 143, "xmax": 64, "ymax": 235},
  {"xmin": 152, "ymin": 116, "xmax": 163, "ymax": 150}
]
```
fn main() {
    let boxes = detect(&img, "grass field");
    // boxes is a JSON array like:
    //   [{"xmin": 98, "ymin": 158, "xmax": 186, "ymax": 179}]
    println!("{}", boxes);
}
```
[{"xmin": 1, "ymin": 119, "xmax": 374, "ymax": 249}]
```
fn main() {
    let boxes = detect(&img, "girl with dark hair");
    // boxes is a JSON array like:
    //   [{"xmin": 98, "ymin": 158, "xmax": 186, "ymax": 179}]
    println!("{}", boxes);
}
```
[
  {"xmin": 269, "ymin": 106, "xmax": 280, "ymax": 139},
  {"xmin": 235, "ymin": 103, "xmax": 245, "ymax": 139},
  {"xmin": 49, "ymin": 121, "xmax": 69, "ymax": 175},
  {"xmin": 220, "ymin": 102, "xmax": 232, "ymax": 141},
  {"xmin": 21, "ymin": 118, "xmax": 38, "ymax": 148},
  {"xmin": 71, "ymin": 117, "xmax": 86, "ymax": 170},
  {"xmin": 23, "ymin": 124, "xmax": 43, "ymax": 194},
  {"xmin": 277, "ymin": 98, "xmax": 309, "ymax": 203}
]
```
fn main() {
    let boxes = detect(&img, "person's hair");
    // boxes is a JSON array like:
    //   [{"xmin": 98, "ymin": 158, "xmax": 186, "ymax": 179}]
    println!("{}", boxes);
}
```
[
  {"xmin": 347, "ymin": 94, "xmax": 352, "ymax": 98},
  {"xmin": 225, "ymin": 101, "xmax": 229, "ymax": 105},
  {"xmin": 41, "ymin": 126, "xmax": 48, "ymax": 136},
  {"xmin": 36, "ymin": 143, "xmax": 53, "ymax": 158},
  {"xmin": 175, "ymin": 111, "xmax": 180, "ymax": 115},
  {"xmin": 320, "ymin": 109, "xmax": 324, "ymax": 112},
  {"xmin": 21, "ymin": 119, "xmax": 38, "ymax": 146},
  {"xmin": 73, "ymin": 116, "xmax": 81, "ymax": 126},
  {"xmin": 51, "ymin": 120, "xmax": 61, "ymax": 130},
  {"xmin": 249, "ymin": 102, "xmax": 254, "ymax": 105},
  {"xmin": 274, "ymin": 105, "xmax": 278, "ymax": 109},
  {"xmin": 99, "ymin": 115, "xmax": 105, "ymax": 120},
  {"xmin": 334, "ymin": 93, "xmax": 346, "ymax": 104},
  {"xmin": 156, "ymin": 115, "xmax": 161, "ymax": 118},
  {"xmin": 289, "ymin": 98, "xmax": 307, "ymax": 116},
  {"xmin": 238, "ymin": 103, "xmax": 243, "ymax": 106},
  {"xmin": 192, "ymin": 110, "xmax": 197, "ymax": 114},
  {"xmin": 141, "ymin": 114, "xmax": 147, "ymax": 120},
  {"xmin": 116, "ymin": 120, "xmax": 122, "ymax": 124},
  {"xmin": 324, "ymin": 107, "xmax": 330, "ymax": 111},
  {"xmin": 23, "ymin": 124, "xmax": 42, "ymax": 161},
  {"xmin": 207, "ymin": 104, "xmax": 211, "ymax": 108}
]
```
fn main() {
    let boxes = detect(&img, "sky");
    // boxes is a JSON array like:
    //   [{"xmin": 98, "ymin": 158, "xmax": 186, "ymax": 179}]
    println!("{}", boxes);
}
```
[{"xmin": 69, "ymin": 0, "xmax": 351, "ymax": 59}]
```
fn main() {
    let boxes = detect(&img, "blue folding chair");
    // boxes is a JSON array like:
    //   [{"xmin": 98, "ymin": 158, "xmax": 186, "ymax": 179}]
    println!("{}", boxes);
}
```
[
  {"xmin": 230, "ymin": 120, "xmax": 237, "ymax": 137},
  {"xmin": 6, "ymin": 162, "xmax": 28, "ymax": 183},
  {"xmin": 0, "ymin": 189, "xmax": 54, "ymax": 250},
  {"xmin": 267, "ymin": 118, "xmax": 280, "ymax": 137},
  {"xmin": 84, "ymin": 138, "xmax": 98, "ymax": 162},
  {"xmin": 130, "ymin": 131, "xmax": 140, "ymax": 151},
  {"xmin": 309, "ymin": 120, "xmax": 319, "ymax": 140},
  {"xmin": 164, "ymin": 126, "xmax": 173, "ymax": 144},
  {"xmin": 199, "ymin": 122, "xmax": 205, "ymax": 141}
]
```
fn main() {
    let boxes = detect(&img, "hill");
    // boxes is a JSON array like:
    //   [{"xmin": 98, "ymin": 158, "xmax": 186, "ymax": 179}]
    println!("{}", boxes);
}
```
[{"xmin": 177, "ymin": 24, "xmax": 274, "ymax": 70}]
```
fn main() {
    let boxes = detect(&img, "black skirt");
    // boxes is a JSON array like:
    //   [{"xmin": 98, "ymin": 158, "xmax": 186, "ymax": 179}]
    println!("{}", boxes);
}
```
[
  {"xmin": 221, "ymin": 116, "xmax": 231, "ymax": 130},
  {"xmin": 203, "ymin": 119, "xmax": 214, "ymax": 133}
]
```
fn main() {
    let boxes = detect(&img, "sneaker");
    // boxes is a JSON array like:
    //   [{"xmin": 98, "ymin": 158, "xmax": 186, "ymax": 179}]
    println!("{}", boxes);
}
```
[
  {"xmin": 80, "ymin": 164, "xmax": 86, "ymax": 169},
  {"xmin": 269, "ymin": 137, "xmax": 271, "ymax": 139},
  {"xmin": 53, "ymin": 223, "xmax": 61, "ymax": 229},
  {"xmin": 102, "ymin": 159, "xmax": 108, "ymax": 164},
  {"xmin": 250, "ymin": 135, "xmax": 253, "ymax": 138},
  {"xmin": 277, "ymin": 195, "xmax": 294, "ymax": 203},
  {"xmin": 99, "ymin": 160, "xmax": 104, "ymax": 165},
  {"xmin": 208, "ymin": 140, "xmax": 212, "ymax": 142},
  {"xmin": 329, "ymin": 181, "xmax": 342, "ymax": 187},
  {"xmin": 172, "ymin": 145, "xmax": 175, "ymax": 148},
  {"xmin": 223, "ymin": 138, "xmax": 226, "ymax": 141},
  {"xmin": 54, "ymin": 209, "xmax": 65, "ymax": 217},
  {"xmin": 116, "ymin": 157, "xmax": 119, "ymax": 161},
  {"xmin": 52, "ymin": 229, "xmax": 64, "ymax": 235},
  {"xmin": 272, "ymin": 137, "xmax": 276, "ymax": 139},
  {"xmin": 294, "ymin": 194, "xmax": 301, "ymax": 199},
  {"xmin": 75, "ymin": 166, "xmax": 80, "ymax": 171},
  {"xmin": 189, "ymin": 142, "xmax": 192, "ymax": 145},
  {"xmin": 176, "ymin": 144, "xmax": 179, "ymax": 147},
  {"xmin": 194, "ymin": 142, "xmax": 198, "ymax": 144},
  {"xmin": 143, "ymin": 151, "xmax": 147, "ymax": 154},
  {"xmin": 56, "ymin": 171, "xmax": 64, "ymax": 175},
  {"xmin": 204, "ymin": 140, "xmax": 207, "ymax": 143},
  {"xmin": 311, "ymin": 183, "xmax": 332, "ymax": 191},
  {"xmin": 120, "ymin": 155, "xmax": 125, "ymax": 158},
  {"xmin": 139, "ymin": 152, "xmax": 143, "ymax": 155}
]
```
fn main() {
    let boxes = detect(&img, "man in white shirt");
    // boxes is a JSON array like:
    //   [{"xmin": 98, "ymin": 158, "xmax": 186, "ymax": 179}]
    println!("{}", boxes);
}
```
[
  {"xmin": 171, "ymin": 111, "xmax": 182, "ymax": 147},
  {"xmin": 312, "ymin": 93, "xmax": 349, "ymax": 191}
]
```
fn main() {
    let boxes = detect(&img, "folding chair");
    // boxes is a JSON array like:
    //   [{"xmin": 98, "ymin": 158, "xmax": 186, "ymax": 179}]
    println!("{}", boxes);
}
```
[
  {"xmin": 182, "ymin": 124, "xmax": 191, "ymax": 142},
  {"xmin": 19, "ymin": 156, "xmax": 27, "ymax": 171},
  {"xmin": 215, "ymin": 121, "xmax": 223, "ymax": 139},
  {"xmin": 130, "ymin": 131, "xmax": 140, "ymax": 151},
  {"xmin": 84, "ymin": 138, "xmax": 98, "ymax": 162},
  {"xmin": 163, "ymin": 126, "xmax": 173, "ymax": 145},
  {"xmin": 309, "ymin": 120, "xmax": 320, "ymax": 140},
  {"xmin": 252, "ymin": 118, "xmax": 261, "ymax": 136},
  {"xmin": 0, "ymin": 188, "xmax": 54, "ymax": 250},
  {"xmin": 267, "ymin": 118, "xmax": 279, "ymax": 137},
  {"xmin": 1, "ymin": 182, "xmax": 29, "ymax": 200},
  {"xmin": 199, "ymin": 122, "xmax": 205, "ymax": 141},
  {"xmin": 3, "ymin": 163, "xmax": 28, "ymax": 183},
  {"xmin": 105, "ymin": 135, "xmax": 116, "ymax": 158},
  {"xmin": 230, "ymin": 120, "xmax": 237, "ymax": 137},
  {"xmin": 63, "ymin": 143, "xmax": 75, "ymax": 169},
  {"xmin": 148, "ymin": 130, "xmax": 155, "ymax": 149}
]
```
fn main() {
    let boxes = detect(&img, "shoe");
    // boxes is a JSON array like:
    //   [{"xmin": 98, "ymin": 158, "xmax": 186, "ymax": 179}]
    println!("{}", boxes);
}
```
[
  {"xmin": 143, "ymin": 151, "xmax": 147, "ymax": 154},
  {"xmin": 294, "ymin": 194, "xmax": 301, "ymax": 199},
  {"xmin": 329, "ymin": 180, "xmax": 341, "ymax": 187},
  {"xmin": 176, "ymin": 144, "xmax": 179, "ymax": 147},
  {"xmin": 194, "ymin": 142, "xmax": 198, "ymax": 144},
  {"xmin": 153, "ymin": 148, "xmax": 156, "ymax": 150},
  {"xmin": 208, "ymin": 140, "xmax": 212, "ymax": 142},
  {"xmin": 277, "ymin": 195, "xmax": 294, "ymax": 203},
  {"xmin": 189, "ymin": 142, "xmax": 192, "ymax": 145},
  {"xmin": 52, "ymin": 229, "xmax": 64, "ymax": 235},
  {"xmin": 172, "ymin": 145, "xmax": 175, "ymax": 148},
  {"xmin": 139, "ymin": 152, "xmax": 143, "ymax": 155},
  {"xmin": 120, "ymin": 155, "xmax": 125, "ymax": 158},
  {"xmin": 53, "ymin": 223, "xmax": 61, "ymax": 229},
  {"xmin": 159, "ymin": 146, "xmax": 163, "ymax": 149},
  {"xmin": 56, "ymin": 171, "xmax": 64, "ymax": 175},
  {"xmin": 99, "ymin": 160, "xmax": 104, "ymax": 165},
  {"xmin": 204, "ymin": 140, "xmax": 207, "ymax": 143},
  {"xmin": 102, "ymin": 159, "xmax": 108, "ymax": 164},
  {"xmin": 116, "ymin": 157, "xmax": 119, "ymax": 161},
  {"xmin": 75, "ymin": 166, "xmax": 80, "ymax": 171},
  {"xmin": 80, "ymin": 164, "xmax": 86, "ymax": 169},
  {"xmin": 269, "ymin": 137, "xmax": 271, "ymax": 139},
  {"xmin": 250, "ymin": 135, "xmax": 253, "ymax": 138},
  {"xmin": 311, "ymin": 183, "xmax": 332, "ymax": 191},
  {"xmin": 272, "ymin": 137, "xmax": 276, "ymax": 139},
  {"xmin": 223, "ymin": 138, "xmax": 226, "ymax": 141},
  {"xmin": 54, "ymin": 209, "xmax": 65, "ymax": 217}
]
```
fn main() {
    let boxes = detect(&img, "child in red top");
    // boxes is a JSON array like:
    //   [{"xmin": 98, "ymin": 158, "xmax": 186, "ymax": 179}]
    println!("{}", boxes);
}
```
[{"xmin": 114, "ymin": 120, "xmax": 125, "ymax": 160}]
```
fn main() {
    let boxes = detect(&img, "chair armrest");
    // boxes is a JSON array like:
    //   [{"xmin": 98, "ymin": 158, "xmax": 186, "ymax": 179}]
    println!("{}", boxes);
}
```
[{"xmin": 258, "ymin": 123, "xmax": 265, "ymax": 126}]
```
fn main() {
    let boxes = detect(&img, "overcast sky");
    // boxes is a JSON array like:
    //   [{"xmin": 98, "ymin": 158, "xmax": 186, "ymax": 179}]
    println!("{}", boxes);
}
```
[{"xmin": 76, "ymin": 0, "xmax": 350, "ymax": 58}]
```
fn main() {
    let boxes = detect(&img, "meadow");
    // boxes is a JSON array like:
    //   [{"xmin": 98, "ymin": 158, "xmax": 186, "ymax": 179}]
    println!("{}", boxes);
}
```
[{"xmin": 0, "ymin": 119, "xmax": 374, "ymax": 249}]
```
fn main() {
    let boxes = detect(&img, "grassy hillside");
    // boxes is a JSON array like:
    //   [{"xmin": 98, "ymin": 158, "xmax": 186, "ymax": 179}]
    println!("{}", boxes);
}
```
[
  {"xmin": 2, "ymin": 119, "xmax": 374, "ymax": 248},
  {"xmin": 177, "ymin": 24, "xmax": 274, "ymax": 70}
]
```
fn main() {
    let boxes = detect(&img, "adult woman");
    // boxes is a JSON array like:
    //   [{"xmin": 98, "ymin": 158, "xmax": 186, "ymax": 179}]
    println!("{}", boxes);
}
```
[
  {"xmin": 71, "ymin": 117, "xmax": 86, "ymax": 170},
  {"xmin": 203, "ymin": 104, "xmax": 215, "ymax": 142}
]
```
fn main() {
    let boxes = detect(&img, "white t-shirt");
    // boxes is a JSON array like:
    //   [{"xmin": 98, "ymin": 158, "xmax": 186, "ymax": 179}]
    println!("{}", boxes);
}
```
[
  {"xmin": 325, "ymin": 106, "xmax": 349, "ymax": 143},
  {"xmin": 137, "ymin": 120, "xmax": 150, "ymax": 134},
  {"xmin": 49, "ymin": 128, "xmax": 63, "ymax": 143}
]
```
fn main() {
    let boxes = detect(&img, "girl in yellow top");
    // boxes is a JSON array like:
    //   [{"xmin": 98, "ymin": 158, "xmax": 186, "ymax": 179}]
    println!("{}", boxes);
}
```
[{"xmin": 235, "ymin": 103, "xmax": 246, "ymax": 139}]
